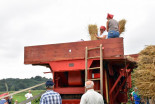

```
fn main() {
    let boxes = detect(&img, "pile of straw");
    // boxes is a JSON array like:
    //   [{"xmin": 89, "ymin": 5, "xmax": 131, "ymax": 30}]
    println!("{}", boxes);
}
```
[
  {"xmin": 88, "ymin": 24, "xmax": 98, "ymax": 40},
  {"xmin": 133, "ymin": 45, "xmax": 155, "ymax": 100},
  {"xmin": 126, "ymin": 56, "xmax": 135, "ymax": 62},
  {"xmin": 119, "ymin": 19, "xmax": 126, "ymax": 34}
]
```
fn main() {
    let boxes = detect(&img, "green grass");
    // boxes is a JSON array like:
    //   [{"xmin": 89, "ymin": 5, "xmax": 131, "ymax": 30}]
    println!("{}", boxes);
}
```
[{"xmin": 0, "ymin": 90, "xmax": 45, "ymax": 103}]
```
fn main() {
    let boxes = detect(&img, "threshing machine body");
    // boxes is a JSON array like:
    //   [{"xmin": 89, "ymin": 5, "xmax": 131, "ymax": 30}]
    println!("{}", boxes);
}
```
[{"xmin": 24, "ymin": 38, "xmax": 136, "ymax": 104}]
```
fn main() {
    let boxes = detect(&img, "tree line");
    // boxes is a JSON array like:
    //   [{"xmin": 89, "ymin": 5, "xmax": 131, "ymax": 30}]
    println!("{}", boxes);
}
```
[{"xmin": 0, "ymin": 76, "xmax": 52, "ymax": 91}]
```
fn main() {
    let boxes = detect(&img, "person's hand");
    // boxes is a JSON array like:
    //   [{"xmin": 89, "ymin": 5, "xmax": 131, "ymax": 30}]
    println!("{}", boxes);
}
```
[
  {"xmin": 95, "ymin": 34, "xmax": 99, "ymax": 38},
  {"xmin": 94, "ymin": 33, "xmax": 97, "ymax": 37},
  {"xmin": 96, "ymin": 36, "xmax": 99, "ymax": 39}
]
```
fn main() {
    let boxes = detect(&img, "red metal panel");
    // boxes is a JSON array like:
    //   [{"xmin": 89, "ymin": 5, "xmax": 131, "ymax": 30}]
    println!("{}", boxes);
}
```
[
  {"xmin": 68, "ymin": 71, "xmax": 82, "ymax": 86},
  {"xmin": 49, "ymin": 59, "xmax": 93, "ymax": 72},
  {"xmin": 24, "ymin": 38, "xmax": 124, "ymax": 64},
  {"xmin": 54, "ymin": 87, "xmax": 84, "ymax": 94},
  {"xmin": 117, "ymin": 92, "xmax": 128, "ymax": 103},
  {"xmin": 0, "ymin": 93, "xmax": 9, "ymax": 100},
  {"xmin": 127, "ymin": 69, "xmax": 132, "ymax": 88},
  {"xmin": 92, "ymin": 73, "xmax": 100, "ymax": 78},
  {"xmin": 62, "ymin": 99, "xmax": 80, "ymax": 104},
  {"xmin": 113, "ymin": 69, "xmax": 132, "ymax": 102}
]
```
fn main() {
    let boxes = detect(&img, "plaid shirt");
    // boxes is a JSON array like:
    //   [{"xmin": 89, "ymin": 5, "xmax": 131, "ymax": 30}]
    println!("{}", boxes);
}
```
[{"xmin": 40, "ymin": 90, "xmax": 62, "ymax": 104}]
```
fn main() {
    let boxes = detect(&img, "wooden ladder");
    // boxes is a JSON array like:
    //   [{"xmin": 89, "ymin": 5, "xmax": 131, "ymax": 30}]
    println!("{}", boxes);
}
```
[{"xmin": 85, "ymin": 44, "xmax": 103, "ymax": 96}]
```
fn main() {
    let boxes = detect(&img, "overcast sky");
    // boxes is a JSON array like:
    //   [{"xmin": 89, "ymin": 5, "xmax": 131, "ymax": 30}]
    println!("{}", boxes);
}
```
[{"xmin": 0, "ymin": 0, "xmax": 155, "ymax": 79}]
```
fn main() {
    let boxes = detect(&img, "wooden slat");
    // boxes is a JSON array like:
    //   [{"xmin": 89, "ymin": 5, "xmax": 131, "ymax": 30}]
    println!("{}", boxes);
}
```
[
  {"xmin": 87, "ymin": 56, "xmax": 100, "ymax": 59},
  {"xmin": 100, "ymin": 44, "xmax": 103, "ymax": 96},
  {"xmin": 0, "ymin": 83, "xmax": 45, "ymax": 99},
  {"xmin": 88, "ymin": 78, "xmax": 100, "ymax": 81},
  {"xmin": 105, "ymin": 70, "xmax": 109, "ymax": 103},
  {"xmin": 88, "ymin": 67, "xmax": 100, "ymax": 70},
  {"xmin": 24, "ymin": 38, "xmax": 124, "ymax": 64},
  {"xmin": 95, "ymin": 90, "xmax": 101, "ymax": 92},
  {"xmin": 87, "ymin": 47, "xmax": 100, "ymax": 51},
  {"xmin": 85, "ymin": 47, "xmax": 88, "ymax": 92}
]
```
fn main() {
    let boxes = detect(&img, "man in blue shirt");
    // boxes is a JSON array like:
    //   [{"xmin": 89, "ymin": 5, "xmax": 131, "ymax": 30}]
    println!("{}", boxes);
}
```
[
  {"xmin": 40, "ymin": 80, "xmax": 62, "ymax": 104},
  {"xmin": 132, "ymin": 87, "xmax": 141, "ymax": 104},
  {"xmin": 0, "ymin": 99, "xmax": 8, "ymax": 104}
]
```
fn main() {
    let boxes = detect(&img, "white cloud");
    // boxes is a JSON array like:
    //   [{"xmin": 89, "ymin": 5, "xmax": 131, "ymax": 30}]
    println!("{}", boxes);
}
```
[{"xmin": 0, "ymin": 0, "xmax": 155, "ymax": 79}]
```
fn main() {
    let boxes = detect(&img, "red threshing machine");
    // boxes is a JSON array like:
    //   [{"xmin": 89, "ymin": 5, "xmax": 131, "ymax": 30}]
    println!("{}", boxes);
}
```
[{"xmin": 24, "ymin": 38, "xmax": 137, "ymax": 104}]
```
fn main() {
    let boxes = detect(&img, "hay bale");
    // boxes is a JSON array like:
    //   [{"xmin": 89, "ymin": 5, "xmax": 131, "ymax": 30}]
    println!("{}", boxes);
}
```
[
  {"xmin": 139, "ymin": 45, "xmax": 155, "ymax": 55},
  {"xmin": 119, "ymin": 19, "xmax": 126, "ymax": 34},
  {"xmin": 133, "ymin": 45, "xmax": 155, "ymax": 100},
  {"xmin": 88, "ymin": 24, "xmax": 98, "ymax": 40},
  {"xmin": 126, "ymin": 56, "xmax": 135, "ymax": 62}
]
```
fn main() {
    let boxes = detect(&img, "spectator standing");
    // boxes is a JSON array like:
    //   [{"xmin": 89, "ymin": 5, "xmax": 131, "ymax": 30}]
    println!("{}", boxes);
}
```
[
  {"xmin": 132, "ymin": 87, "xmax": 141, "ymax": 104},
  {"xmin": 80, "ymin": 80, "xmax": 104, "ymax": 104},
  {"xmin": 14, "ymin": 100, "xmax": 18, "ymax": 104},
  {"xmin": 7, "ymin": 92, "xmax": 12, "ymax": 104},
  {"xmin": 40, "ymin": 80, "xmax": 62, "ymax": 104},
  {"xmin": 0, "ymin": 98, "xmax": 8, "ymax": 104},
  {"xmin": 25, "ymin": 90, "xmax": 33, "ymax": 104},
  {"xmin": 0, "ymin": 93, "xmax": 8, "ymax": 104}
]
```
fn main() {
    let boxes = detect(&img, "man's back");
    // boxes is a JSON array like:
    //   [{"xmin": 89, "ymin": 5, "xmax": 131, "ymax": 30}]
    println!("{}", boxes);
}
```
[
  {"xmin": 80, "ymin": 89, "xmax": 104, "ymax": 104},
  {"xmin": 40, "ymin": 90, "xmax": 62, "ymax": 104}
]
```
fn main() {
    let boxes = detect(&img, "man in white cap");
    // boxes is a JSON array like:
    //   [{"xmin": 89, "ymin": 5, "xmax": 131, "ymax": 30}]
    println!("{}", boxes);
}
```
[{"xmin": 80, "ymin": 80, "xmax": 104, "ymax": 104}]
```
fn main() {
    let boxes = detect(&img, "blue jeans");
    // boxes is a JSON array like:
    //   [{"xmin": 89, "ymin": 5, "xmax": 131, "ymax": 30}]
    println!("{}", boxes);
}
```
[{"xmin": 108, "ymin": 30, "xmax": 119, "ymax": 38}]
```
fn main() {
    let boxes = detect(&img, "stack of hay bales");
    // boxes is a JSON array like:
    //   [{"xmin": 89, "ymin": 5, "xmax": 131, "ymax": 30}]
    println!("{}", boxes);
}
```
[
  {"xmin": 119, "ymin": 19, "xmax": 126, "ymax": 34},
  {"xmin": 133, "ymin": 45, "xmax": 155, "ymax": 100},
  {"xmin": 88, "ymin": 24, "xmax": 98, "ymax": 40}
]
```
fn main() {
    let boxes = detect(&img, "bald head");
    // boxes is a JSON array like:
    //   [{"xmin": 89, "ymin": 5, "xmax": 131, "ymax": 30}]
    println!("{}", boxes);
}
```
[{"xmin": 85, "ymin": 81, "xmax": 94, "ymax": 89}]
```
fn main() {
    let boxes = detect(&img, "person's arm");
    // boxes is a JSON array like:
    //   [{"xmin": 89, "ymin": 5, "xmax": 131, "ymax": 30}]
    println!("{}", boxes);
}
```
[
  {"xmin": 25, "ymin": 93, "xmax": 27, "ymax": 98},
  {"xmin": 96, "ymin": 35, "xmax": 106, "ymax": 39},
  {"xmin": 58, "ymin": 94, "xmax": 62, "ymax": 104},
  {"xmin": 118, "ymin": 24, "xmax": 120, "ymax": 33},
  {"xmin": 99, "ymin": 96, "xmax": 104, "ymax": 104},
  {"xmin": 106, "ymin": 20, "xmax": 109, "ymax": 32},
  {"xmin": 96, "ymin": 33, "xmax": 107, "ymax": 39},
  {"xmin": 4, "ymin": 100, "xmax": 8, "ymax": 104},
  {"xmin": 39, "ymin": 96, "xmax": 44, "ymax": 104},
  {"xmin": 31, "ymin": 94, "xmax": 33, "ymax": 97}
]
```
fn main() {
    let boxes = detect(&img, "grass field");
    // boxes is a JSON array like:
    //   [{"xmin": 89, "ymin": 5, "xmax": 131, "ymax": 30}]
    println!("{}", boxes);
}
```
[
  {"xmin": 1, "ymin": 90, "xmax": 133, "ymax": 104},
  {"xmin": 0, "ymin": 90, "xmax": 45, "ymax": 103}
]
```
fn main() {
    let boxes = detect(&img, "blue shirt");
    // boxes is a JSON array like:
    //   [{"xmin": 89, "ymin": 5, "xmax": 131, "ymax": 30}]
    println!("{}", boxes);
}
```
[
  {"xmin": 40, "ymin": 90, "xmax": 62, "ymax": 104},
  {"xmin": 0, "ymin": 99, "xmax": 7, "ymax": 104},
  {"xmin": 133, "ymin": 91, "xmax": 141, "ymax": 104}
]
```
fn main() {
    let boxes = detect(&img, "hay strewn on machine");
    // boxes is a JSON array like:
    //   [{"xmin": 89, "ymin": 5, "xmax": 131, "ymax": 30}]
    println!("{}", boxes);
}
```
[
  {"xmin": 88, "ymin": 24, "xmax": 98, "ymax": 40},
  {"xmin": 119, "ymin": 19, "xmax": 126, "ymax": 34},
  {"xmin": 126, "ymin": 56, "xmax": 135, "ymax": 62},
  {"xmin": 133, "ymin": 45, "xmax": 155, "ymax": 100}
]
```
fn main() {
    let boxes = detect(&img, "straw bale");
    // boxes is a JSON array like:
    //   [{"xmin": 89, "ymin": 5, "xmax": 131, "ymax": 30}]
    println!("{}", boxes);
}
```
[
  {"xmin": 133, "ymin": 45, "xmax": 155, "ymax": 99},
  {"xmin": 126, "ymin": 56, "xmax": 135, "ymax": 62},
  {"xmin": 119, "ymin": 19, "xmax": 126, "ymax": 34},
  {"xmin": 88, "ymin": 24, "xmax": 98, "ymax": 40},
  {"xmin": 139, "ymin": 45, "xmax": 155, "ymax": 55}
]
